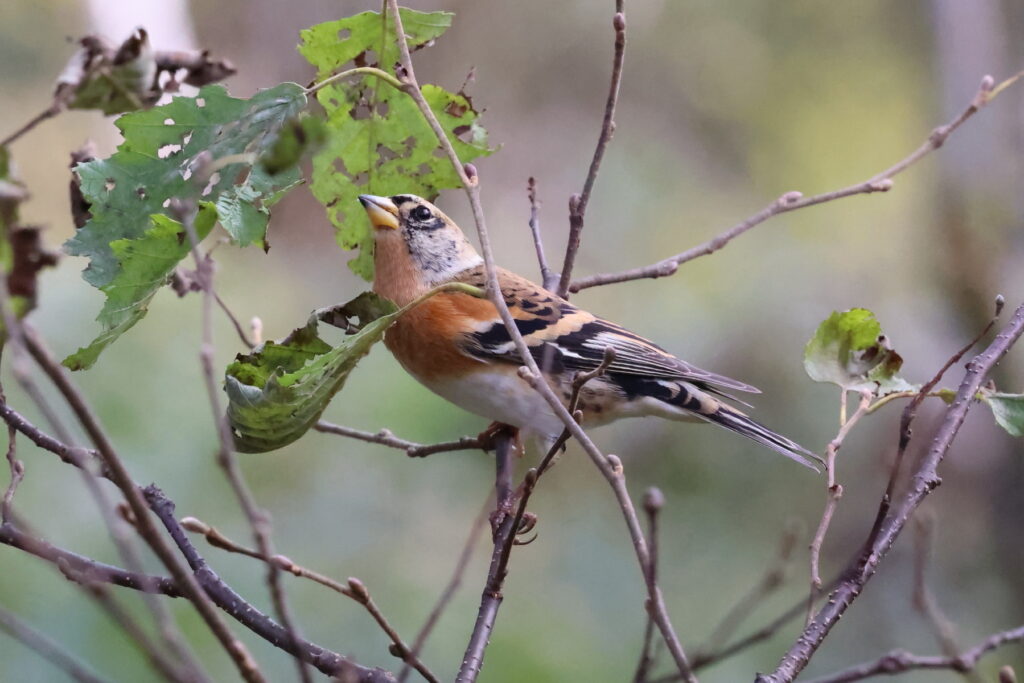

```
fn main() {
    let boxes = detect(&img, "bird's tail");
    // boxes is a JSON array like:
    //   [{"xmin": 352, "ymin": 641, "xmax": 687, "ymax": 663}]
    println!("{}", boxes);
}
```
[{"xmin": 698, "ymin": 401, "xmax": 822, "ymax": 472}]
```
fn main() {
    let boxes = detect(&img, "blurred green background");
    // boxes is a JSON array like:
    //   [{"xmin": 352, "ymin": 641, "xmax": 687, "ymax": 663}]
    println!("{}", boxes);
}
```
[{"xmin": 1, "ymin": 0, "xmax": 1022, "ymax": 681}]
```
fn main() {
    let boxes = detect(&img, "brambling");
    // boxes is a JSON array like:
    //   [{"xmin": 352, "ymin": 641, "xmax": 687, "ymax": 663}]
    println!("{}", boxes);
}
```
[{"xmin": 358, "ymin": 193, "xmax": 820, "ymax": 470}]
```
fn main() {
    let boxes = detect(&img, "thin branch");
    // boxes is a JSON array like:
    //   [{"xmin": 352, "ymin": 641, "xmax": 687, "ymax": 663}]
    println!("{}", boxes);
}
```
[
  {"xmin": 305, "ymin": 66, "xmax": 404, "ymax": 96},
  {"xmin": 0, "ymin": 604, "xmax": 110, "ymax": 683},
  {"xmin": 757, "ymin": 300, "xmax": 1024, "ymax": 682},
  {"xmin": 0, "ymin": 104, "xmax": 62, "ymax": 148},
  {"xmin": 569, "ymin": 73, "xmax": 1014, "ymax": 292},
  {"xmin": 313, "ymin": 421, "xmax": 484, "ymax": 457},
  {"xmin": 398, "ymin": 497, "xmax": 491, "ymax": 683},
  {"xmin": 911, "ymin": 514, "xmax": 981, "ymax": 683},
  {"xmin": 634, "ymin": 487, "xmax": 664, "ymax": 683},
  {"xmin": 214, "ymin": 292, "xmax": 255, "ymax": 349},
  {"xmin": 2, "ymin": 425, "xmax": 22, "ymax": 523},
  {"xmin": 526, "ymin": 178, "xmax": 556, "ymax": 291},
  {"xmin": 803, "ymin": 625, "xmax": 1024, "ymax": 683},
  {"xmin": 0, "ymin": 518, "xmax": 394, "ymax": 682},
  {"xmin": 695, "ymin": 520, "xmax": 802, "ymax": 660},
  {"xmin": 181, "ymin": 516, "xmax": 438, "ymax": 683},
  {"xmin": 384, "ymin": 5, "xmax": 694, "ymax": 679},
  {"xmin": 176, "ymin": 203, "xmax": 310, "ymax": 683},
  {"xmin": 556, "ymin": 1, "xmax": 626, "ymax": 297},
  {"xmin": 807, "ymin": 391, "xmax": 872, "ymax": 621},
  {"xmin": 457, "ymin": 437, "xmax": 536, "ymax": 683},
  {"xmin": 4, "ymin": 338, "xmax": 205, "ymax": 683},
  {"xmin": 17, "ymin": 325, "xmax": 267, "ymax": 683},
  {"xmin": 142, "ymin": 486, "xmax": 396, "ymax": 681}
]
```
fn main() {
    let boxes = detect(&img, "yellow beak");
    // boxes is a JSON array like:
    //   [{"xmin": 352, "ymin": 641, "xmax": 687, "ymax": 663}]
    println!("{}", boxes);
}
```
[{"xmin": 358, "ymin": 195, "xmax": 400, "ymax": 230}]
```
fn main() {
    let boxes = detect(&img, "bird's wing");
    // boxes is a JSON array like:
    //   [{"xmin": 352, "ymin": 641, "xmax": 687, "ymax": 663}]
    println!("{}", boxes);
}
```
[{"xmin": 454, "ymin": 266, "xmax": 761, "ymax": 395}]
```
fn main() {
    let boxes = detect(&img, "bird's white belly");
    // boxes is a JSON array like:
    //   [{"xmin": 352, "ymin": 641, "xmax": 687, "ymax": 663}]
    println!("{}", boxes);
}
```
[{"xmin": 427, "ymin": 369, "xmax": 563, "ymax": 437}]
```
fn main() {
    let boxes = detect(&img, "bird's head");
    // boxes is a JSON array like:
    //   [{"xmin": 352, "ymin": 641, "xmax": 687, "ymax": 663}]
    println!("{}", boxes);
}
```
[{"xmin": 358, "ymin": 194, "xmax": 482, "ymax": 304}]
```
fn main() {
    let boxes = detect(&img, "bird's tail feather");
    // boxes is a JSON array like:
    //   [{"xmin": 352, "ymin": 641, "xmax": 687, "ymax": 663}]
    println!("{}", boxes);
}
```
[{"xmin": 701, "ymin": 403, "xmax": 822, "ymax": 472}]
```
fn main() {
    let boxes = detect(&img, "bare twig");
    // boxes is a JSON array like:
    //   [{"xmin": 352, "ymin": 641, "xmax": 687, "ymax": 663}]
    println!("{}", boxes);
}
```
[
  {"xmin": 142, "ymin": 487, "xmax": 396, "ymax": 681},
  {"xmin": 0, "ymin": 604, "xmax": 110, "ymax": 683},
  {"xmin": 911, "ymin": 514, "xmax": 981, "ymax": 683},
  {"xmin": 314, "ymin": 421, "xmax": 484, "ymax": 457},
  {"xmin": 556, "ymin": 1, "xmax": 626, "ymax": 297},
  {"xmin": 214, "ymin": 292, "xmax": 255, "ymax": 349},
  {"xmin": 384, "ymin": 5, "xmax": 694, "ymax": 678},
  {"xmin": 803, "ymin": 625, "xmax": 1024, "ymax": 683},
  {"xmin": 526, "ymin": 178, "xmax": 556, "ymax": 291},
  {"xmin": 399, "ymin": 497, "xmax": 491, "ymax": 683},
  {"xmin": 181, "ymin": 516, "xmax": 438, "ymax": 683},
  {"xmin": 634, "ymin": 487, "xmax": 664, "ymax": 683},
  {"xmin": 864, "ymin": 295, "xmax": 1004, "ymax": 551},
  {"xmin": 0, "ymin": 105, "xmax": 62, "ymax": 148},
  {"xmin": 757, "ymin": 300, "xmax": 1024, "ymax": 682},
  {"xmin": 695, "ymin": 520, "xmax": 802, "ymax": 660},
  {"xmin": 457, "ymin": 439, "xmax": 536, "ymax": 683},
  {"xmin": 176, "ymin": 203, "xmax": 310, "ymax": 683},
  {"xmin": 806, "ymin": 390, "xmax": 872, "ymax": 622},
  {"xmin": 2, "ymin": 425, "xmax": 22, "ymax": 523},
  {"xmin": 569, "ymin": 73, "xmax": 1015, "ymax": 292},
  {"xmin": 18, "ymin": 326, "xmax": 266, "ymax": 683}
]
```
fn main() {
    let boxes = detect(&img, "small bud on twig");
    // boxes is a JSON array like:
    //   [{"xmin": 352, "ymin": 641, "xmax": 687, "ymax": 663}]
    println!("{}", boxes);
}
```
[
  {"xmin": 568, "ymin": 193, "xmax": 582, "ymax": 216},
  {"xmin": 180, "ymin": 516, "xmax": 210, "ymax": 534},
  {"xmin": 463, "ymin": 162, "xmax": 478, "ymax": 185},
  {"xmin": 779, "ymin": 191, "xmax": 803, "ymax": 206},
  {"xmin": 995, "ymin": 294, "xmax": 1005, "ymax": 316},
  {"xmin": 346, "ymin": 577, "xmax": 370, "ymax": 604},
  {"xmin": 607, "ymin": 454, "xmax": 623, "ymax": 475},
  {"xmin": 999, "ymin": 665, "xmax": 1017, "ymax": 683},
  {"xmin": 868, "ymin": 178, "xmax": 894, "ymax": 192},
  {"xmin": 643, "ymin": 487, "xmax": 665, "ymax": 515},
  {"xmin": 980, "ymin": 74, "xmax": 995, "ymax": 92},
  {"xmin": 613, "ymin": 13, "xmax": 626, "ymax": 32}
]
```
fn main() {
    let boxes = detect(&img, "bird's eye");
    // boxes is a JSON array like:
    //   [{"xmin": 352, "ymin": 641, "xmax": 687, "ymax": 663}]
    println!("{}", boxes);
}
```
[{"xmin": 410, "ymin": 206, "xmax": 432, "ymax": 222}]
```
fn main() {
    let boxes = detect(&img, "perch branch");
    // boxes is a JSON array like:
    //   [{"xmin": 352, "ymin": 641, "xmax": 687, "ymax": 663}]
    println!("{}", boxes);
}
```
[
  {"xmin": 633, "ymin": 487, "xmax": 664, "ymax": 683},
  {"xmin": 398, "ymin": 497, "xmax": 491, "ymax": 683},
  {"xmin": 569, "ymin": 73, "xmax": 1014, "ymax": 292},
  {"xmin": 314, "ymin": 421, "xmax": 484, "ymax": 457}
]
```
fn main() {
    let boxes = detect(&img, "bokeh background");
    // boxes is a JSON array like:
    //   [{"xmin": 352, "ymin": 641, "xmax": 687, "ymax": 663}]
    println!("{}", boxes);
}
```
[{"xmin": 1, "ymin": 0, "xmax": 1022, "ymax": 681}]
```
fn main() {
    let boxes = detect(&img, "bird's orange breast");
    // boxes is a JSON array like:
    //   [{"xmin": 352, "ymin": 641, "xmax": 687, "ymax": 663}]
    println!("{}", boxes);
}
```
[{"xmin": 384, "ymin": 291, "xmax": 494, "ymax": 382}]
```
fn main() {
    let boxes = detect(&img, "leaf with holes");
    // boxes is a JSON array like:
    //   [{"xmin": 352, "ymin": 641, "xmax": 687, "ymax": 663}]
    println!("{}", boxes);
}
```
[
  {"xmin": 64, "ymin": 204, "xmax": 218, "ymax": 371},
  {"xmin": 63, "ymin": 83, "xmax": 306, "ymax": 369},
  {"xmin": 804, "ymin": 308, "xmax": 917, "ymax": 395},
  {"xmin": 224, "ymin": 292, "xmax": 401, "ymax": 453},
  {"xmin": 300, "ymin": 9, "xmax": 493, "ymax": 280},
  {"xmin": 982, "ymin": 392, "xmax": 1024, "ymax": 437}
]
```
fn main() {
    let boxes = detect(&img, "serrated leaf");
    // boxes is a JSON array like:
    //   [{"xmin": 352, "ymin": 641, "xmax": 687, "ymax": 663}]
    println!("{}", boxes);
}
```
[
  {"xmin": 299, "ymin": 8, "xmax": 493, "ymax": 280},
  {"xmin": 225, "ymin": 292, "xmax": 400, "ymax": 453},
  {"xmin": 63, "ymin": 204, "xmax": 218, "ymax": 371},
  {"xmin": 804, "ymin": 308, "xmax": 916, "ymax": 395},
  {"xmin": 63, "ymin": 83, "xmax": 306, "ymax": 368},
  {"xmin": 983, "ymin": 392, "xmax": 1024, "ymax": 437}
]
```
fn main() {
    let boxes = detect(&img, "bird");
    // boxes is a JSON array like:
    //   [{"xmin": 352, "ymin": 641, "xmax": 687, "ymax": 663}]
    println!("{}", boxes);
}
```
[{"xmin": 357, "ymin": 193, "xmax": 821, "ymax": 470}]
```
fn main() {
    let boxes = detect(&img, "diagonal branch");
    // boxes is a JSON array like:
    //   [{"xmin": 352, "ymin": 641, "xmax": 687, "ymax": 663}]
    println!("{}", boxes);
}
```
[
  {"xmin": 0, "ymin": 604, "xmax": 111, "ymax": 683},
  {"xmin": 756, "ymin": 300, "xmax": 1024, "ymax": 682},
  {"xmin": 802, "ymin": 625, "xmax": 1024, "ymax": 683},
  {"xmin": 569, "ymin": 73, "xmax": 1018, "ymax": 292},
  {"xmin": 384, "ymin": 3, "xmax": 696, "ymax": 679}
]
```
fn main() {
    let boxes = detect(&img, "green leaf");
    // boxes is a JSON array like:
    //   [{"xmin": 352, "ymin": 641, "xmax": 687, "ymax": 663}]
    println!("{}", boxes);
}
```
[
  {"xmin": 224, "ymin": 292, "xmax": 400, "ymax": 453},
  {"xmin": 804, "ymin": 308, "xmax": 916, "ymax": 395},
  {"xmin": 983, "ymin": 392, "xmax": 1024, "ymax": 437},
  {"xmin": 299, "ymin": 9, "xmax": 494, "ymax": 280},
  {"xmin": 63, "ymin": 83, "xmax": 306, "ymax": 368},
  {"xmin": 63, "ymin": 204, "xmax": 218, "ymax": 371},
  {"xmin": 259, "ymin": 115, "xmax": 328, "ymax": 176}
]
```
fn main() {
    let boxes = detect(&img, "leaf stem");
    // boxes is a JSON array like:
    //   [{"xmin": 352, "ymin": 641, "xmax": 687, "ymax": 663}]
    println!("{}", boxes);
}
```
[{"xmin": 305, "ymin": 67, "xmax": 404, "ymax": 96}]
